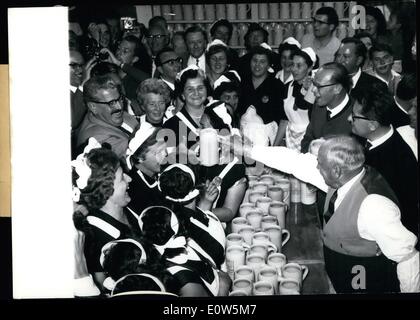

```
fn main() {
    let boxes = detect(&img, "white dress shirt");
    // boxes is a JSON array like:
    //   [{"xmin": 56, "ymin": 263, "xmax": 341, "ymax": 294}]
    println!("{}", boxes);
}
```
[
  {"xmin": 327, "ymin": 94, "xmax": 349, "ymax": 118},
  {"xmin": 249, "ymin": 145, "xmax": 419, "ymax": 292},
  {"xmin": 70, "ymin": 85, "xmax": 83, "ymax": 93},
  {"xmin": 187, "ymin": 54, "xmax": 206, "ymax": 73},
  {"xmin": 367, "ymin": 126, "xmax": 393, "ymax": 151},
  {"xmin": 351, "ymin": 68, "xmax": 362, "ymax": 89}
]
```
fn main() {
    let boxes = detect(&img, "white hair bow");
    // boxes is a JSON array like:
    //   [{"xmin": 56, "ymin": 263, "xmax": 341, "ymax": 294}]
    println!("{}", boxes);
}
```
[
  {"xmin": 259, "ymin": 43, "xmax": 274, "ymax": 73},
  {"xmin": 176, "ymin": 65, "xmax": 205, "ymax": 81},
  {"xmin": 282, "ymin": 37, "xmax": 302, "ymax": 49},
  {"xmin": 206, "ymin": 39, "xmax": 228, "ymax": 51},
  {"xmin": 71, "ymin": 137, "xmax": 102, "ymax": 200}
]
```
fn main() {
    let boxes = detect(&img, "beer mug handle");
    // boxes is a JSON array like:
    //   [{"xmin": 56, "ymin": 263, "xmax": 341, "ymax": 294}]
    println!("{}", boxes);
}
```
[
  {"xmin": 242, "ymin": 242, "xmax": 251, "ymax": 251},
  {"xmin": 301, "ymin": 265, "xmax": 309, "ymax": 280},
  {"xmin": 267, "ymin": 242, "xmax": 277, "ymax": 253},
  {"xmin": 281, "ymin": 229, "xmax": 290, "ymax": 246}
]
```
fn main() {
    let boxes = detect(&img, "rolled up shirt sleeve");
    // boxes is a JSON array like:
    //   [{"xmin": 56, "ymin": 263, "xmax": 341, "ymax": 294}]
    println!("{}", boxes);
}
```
[
  {"xmin": 358, "ymin": 194, "xmax": 419, "ymax": 292},
  {"xmin": 250, "ymin": 146, "xmax": 328, "ymax": 192}
]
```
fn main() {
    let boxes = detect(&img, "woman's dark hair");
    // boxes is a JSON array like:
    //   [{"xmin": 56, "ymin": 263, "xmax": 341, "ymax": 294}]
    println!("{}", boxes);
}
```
[
  {"xmin": 102, "ymin": 237, "xmax": 166, "ymax": 281},
  {"xmin": 249, "ymin": 45, "xmax": 273, "ymax": 66},
  {"xmin": 174, "ymin": 68, "xmax": 211, "ymax": 102},
  {"xmin": 278, "ymin": 43, "xmax": 300, "ymax": 58},
  {"xmin": 140, "ymin": 206, "xmax": 188, "ymax": 259},
  {"xmin": 205, "ymin": 44, "xmax": 229, "ymax": 65},
  {"xmin": 213, "ymin": 80, "xmax": 240, "ymax": 101},
  {"xmin": 244, "ymin": 23, "xmax": 268, "ymax": 50},
  {"xmin": 210, "ymin": 19, "xmax": 233, "ymax": 40},
  {"xmin": 158, "ymin": 165, "xmax": 198, "ymax": 203},
  {"xmin": 365, "ymin": 6, "xmax": 387, "ymax": 37},
  {"xmin": 74, "ymin": 147, "xmax": 120, "ymax": 209}
]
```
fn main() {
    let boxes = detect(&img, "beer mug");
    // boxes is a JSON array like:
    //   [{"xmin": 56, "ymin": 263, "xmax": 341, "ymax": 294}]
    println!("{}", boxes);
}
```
[
  {"xmin": 239, "ymin": 203, "xmax": 255, "ymax": 218},
  {"xmin": 234, "ymin": 265, "xmax": 254, "ymax": 282},
  {"xmin": 300, "ymin": 182, "xmax": 316, "ymax": 205},
  {"xmin": 260, "ymin": 175, "xmax": 275, "ymax": 186},
  {"xmin": 268, "ymin": 185, "xmax": 284, "ymax": 202},
  {"xmin": 246, "ymin": 209, "xmax": 264, "ymax": 230},
  {"xmin": 232, "ymin": 278, "xmax": 253, "ymax": 296},
  {"xmin": 253, "ymin": 281, "xmax": 274, "ymax": 296},
  {"xmin": 231, "ymin": 217, "xmax": 249, "ymax": 234},
  {"xmin": 249, "ymin": 191, "xmax": 265, "ymax": 204},
  {"xmin": 246, "ymin": 253, "xmax": 266, "ymax": 278},
  {"xmin": 238, "ymin": 225, "xmax": 255, "ymax": 246},
  {"xmin": 252, "ymin": 182, "xmax": 268, "ymax": 195},
  {"xmin": 256, "ymin": 197, "xmax": 272, "ymax": 215},
  {"xmin": 278, "ymin": 278, "xmax": 300, "ymax": 295},
  {"xmin": 251, "ymin": 231, "xmax": 270, "ymax": 246},
  {"xmin": 274, "ymin": 179, "xmax": 290, "ymax": 206},
  {"xmin": 225, "ymin": 245, "xmax": 246, "ymax": 279},
  {"xmin": 263, "ymin": 225, "xmax": 290, "ymax": 253},
  {"xmin": 258, "ymin": 266, "xmax": 279, "ymax": 294},
  {"xmin": 226, "ymin": 233, "xmax": 249, "ymax": 250},
  {"xmin": 229, "ymin": 289, "xmax": 248, "ymax": 296},
  {"xmin": 268, "ymin": 201, "xmax": 288, "ymax": 229},
  {"xmin": 281, "ymin": 263, "xmax": 309, "ymax": 289},
  {"xmin": 261, "ymin": 215, "xmax": 278, "ymax": 230},
  {"xmin": 249, "ymin": 243, "xmax": 276, "ymax": 261},
  {"xmin": 267, "ymin": 252, "xmax": 287, "ymax": 277}
]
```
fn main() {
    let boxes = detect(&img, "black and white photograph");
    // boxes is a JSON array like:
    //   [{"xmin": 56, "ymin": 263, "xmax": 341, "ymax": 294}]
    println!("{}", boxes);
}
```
[{"xmin": 4, "ymin": 0, "xmax": 419, "ymax": 306}]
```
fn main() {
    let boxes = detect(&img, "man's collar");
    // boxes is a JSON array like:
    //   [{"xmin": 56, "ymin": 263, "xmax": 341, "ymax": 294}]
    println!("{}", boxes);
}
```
[
  {"xmin": 161, "ymin": 77, "xmax": 175, "ymax": 91},
  {"xmin": 336, "ymin": 167, "xmax": 365, "ymax": 206},
  {"xmin": 70, "ymin": 85, "xmax": 83, "ymax": 93},
  {"xmin": 327, "ymin": 94, "xmax": 349, "ymax": 118},
  {"xmin": 368, "ymin": 126, "xmax": 394, "ymax": 150},
  {"xmin": 351, "ymin": 68, "xmax": 362, "ymax": 89}
]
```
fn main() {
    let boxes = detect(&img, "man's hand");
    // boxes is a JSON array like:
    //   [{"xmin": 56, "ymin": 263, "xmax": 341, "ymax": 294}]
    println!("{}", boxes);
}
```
[{"xmin": 99, "ymin": 48, "xmax": 121, "ymax": 66}]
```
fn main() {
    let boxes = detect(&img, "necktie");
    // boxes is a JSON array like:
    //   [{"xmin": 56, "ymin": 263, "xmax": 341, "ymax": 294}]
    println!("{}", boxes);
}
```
[
  {"xmin": 323, "ymin": 189, "xmax": 338, "ymax": 224},
  {"xmin": 365, "ymin": 140, "xmax": 372, "ymax": 151},
  {"xmin": 196, "ymin": 58, "xmax": 200, "ymax": 67}
]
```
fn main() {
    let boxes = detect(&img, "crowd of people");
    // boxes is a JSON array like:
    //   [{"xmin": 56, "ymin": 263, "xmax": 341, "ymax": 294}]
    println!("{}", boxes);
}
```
[{"xmin": 70, "ymin": 3, "xmax": 419, "ymax": 297}]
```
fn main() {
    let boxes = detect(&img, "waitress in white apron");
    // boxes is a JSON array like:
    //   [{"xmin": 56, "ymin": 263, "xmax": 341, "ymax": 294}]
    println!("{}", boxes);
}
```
[{"xmin": 274, "ymin": 47, "xmax": 318, "ymax": 151}]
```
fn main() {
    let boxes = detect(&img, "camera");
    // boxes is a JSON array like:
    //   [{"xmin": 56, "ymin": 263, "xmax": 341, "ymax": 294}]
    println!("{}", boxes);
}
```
[{"xmin": 121, "ymin": 17, "xmax": 135, "ymax": 30}]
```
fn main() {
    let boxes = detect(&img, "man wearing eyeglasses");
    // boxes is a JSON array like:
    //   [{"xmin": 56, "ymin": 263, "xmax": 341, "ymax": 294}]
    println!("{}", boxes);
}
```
[
  {"xmin": 69, "ymin": 50, "xmax": 88, "ymax": 131},
  {"xmin": 300, "ymin": 62, "xmax": 354, "ymax": 153},
  {"xmin": 146, "ymin": 25, "xmax": 170, "ymax": 78},
  {"xmin": 349, "ymin": 82, "xmax": 419, "ymax": 244},
  {"xmin": 301, "ymin": 7, "xmax": 341, "ymax": 67},
  {"xmin": 76, "ymin": 74, "xmax": 139, "ymax": 158}
]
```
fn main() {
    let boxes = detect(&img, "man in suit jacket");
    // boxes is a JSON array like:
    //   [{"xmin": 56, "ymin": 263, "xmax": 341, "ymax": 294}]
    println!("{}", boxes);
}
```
[
  {"xmin": 335, "ymin": 37, "xmax": 388, "ymax": 99},
  {"xmin": 69, "ymin": 50, "xmax": 87, "ymax": 134},
  {"xmin": 392, "ymin": 73, "xmax": 417, "ymax": 128},
  {"xmin": 301, "ymin": 62, "xmax": 354, "ymax": 153},
  {"xmin": 349, "ymin": 81, "xmax": 419, "ymax": 240},
  {"xmin": 76, "ymin": 74, "xmax": 139, "ymax": 159}
]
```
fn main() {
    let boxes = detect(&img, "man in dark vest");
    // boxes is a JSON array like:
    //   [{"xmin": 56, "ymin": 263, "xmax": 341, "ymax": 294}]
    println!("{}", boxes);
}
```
[{"xmin": 224, "ymin": 135, "xmax": 420, "ymax": 293}]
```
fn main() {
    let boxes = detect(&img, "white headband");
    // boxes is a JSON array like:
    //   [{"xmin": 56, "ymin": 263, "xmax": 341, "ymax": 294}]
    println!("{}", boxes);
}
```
[
  {"xmin": 100, "ymin": 238, "xmax": 147, "ymax": 268},
  {"xmin": 176, "ymin": 65, "xmax": 205, "ymax": 81},
  {"xmin": 206, "ymin": 39, "xmax": 228, "ymax": 51},
  {"xmin": 126, "ymin": 123, "xmax": 156, "ymax": 170},
  {"xmin": 301, "ymin": 47, "xmax": 317, "ymax": 67},
  {"xmin": 213, "ymin": 70, "xmax": 241, "ymax": 91},
  {"xmin": 157, "ymin": 164, "xmax": 200, "ymax": 203},
  {"xmin": 110, "ymin": 273, "xmax": 166, "ymax": 296},
  {"xmin": 282, "ymin": 37, "xmax": 302, "ymax": 49},
  {"xmin": 71, "ymin": 137, "xmax": 102, "ymax": 202}
]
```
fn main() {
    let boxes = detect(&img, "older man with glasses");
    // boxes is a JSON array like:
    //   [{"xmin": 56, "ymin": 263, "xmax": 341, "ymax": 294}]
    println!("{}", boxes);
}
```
[
  {"xmin": 301, "ymin": 7, "xmax": 341, "ymax": 66},
  {"xmin": 300, "ymin": 62, "xmax": 354, "ymax": 153},
  {"xmin": 75, "ymin": 74, "xmax": 139, "ymax": 159}
]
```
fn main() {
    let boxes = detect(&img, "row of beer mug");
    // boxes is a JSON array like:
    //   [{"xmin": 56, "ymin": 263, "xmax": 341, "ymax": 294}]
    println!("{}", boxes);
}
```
[
  {"xmin": 153, "ymin": 3, "xmax": 347, "ymax": 22},
  {"xmin": 229, "ymin": 256, "xmax": 309, "ymax": 296}
]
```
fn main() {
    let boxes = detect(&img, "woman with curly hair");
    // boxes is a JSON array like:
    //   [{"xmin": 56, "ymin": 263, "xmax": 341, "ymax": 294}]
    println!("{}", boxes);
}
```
[{"xmin": 72, "ymin": 138, "xmax": 137, "ymax": 292}]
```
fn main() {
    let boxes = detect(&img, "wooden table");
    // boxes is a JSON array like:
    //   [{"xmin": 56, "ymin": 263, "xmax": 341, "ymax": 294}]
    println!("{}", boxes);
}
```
[{"xmin": 282, "ymin": 202, "xmax": 335, "ymax": 295}]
